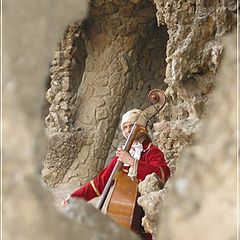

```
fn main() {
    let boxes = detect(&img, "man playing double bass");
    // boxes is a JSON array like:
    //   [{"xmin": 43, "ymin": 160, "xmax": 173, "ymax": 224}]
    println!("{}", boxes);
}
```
[{"xmin": 62, "ymin": 109, "xmax": 170, "ymax": 240}]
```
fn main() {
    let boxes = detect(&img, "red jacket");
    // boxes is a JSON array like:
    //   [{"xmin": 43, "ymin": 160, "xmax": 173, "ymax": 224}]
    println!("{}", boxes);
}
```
[{"xmin": 71, "ymin": 139, "xmax": 170, "ymax": 200}]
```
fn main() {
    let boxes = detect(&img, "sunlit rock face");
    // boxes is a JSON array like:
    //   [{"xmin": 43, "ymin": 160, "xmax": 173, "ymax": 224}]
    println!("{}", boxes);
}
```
[
  {"xmin": 42, "ymin": 1, "xmax": 169, "ymax": 192},
  {"xmin": 42, "ymin": 0, "xmax": 236, "ymax": 237},
  {"xmin": 153, "ymin": 0, "xmax": 236, "ymax": 174},
  {"xmin": 3, "ymin": 0, "xmax": 139, "ymax": 239},
  {"xmin": 156, "ymin": 28, "xmax": 237, "ymax": 240},
  {"xmin": 4, "ymin": 0, "xmax": 236, "ymax": 239},
  {"xmin": 138, "ymin": 173, "xmax": 167, "ymax": 235}
]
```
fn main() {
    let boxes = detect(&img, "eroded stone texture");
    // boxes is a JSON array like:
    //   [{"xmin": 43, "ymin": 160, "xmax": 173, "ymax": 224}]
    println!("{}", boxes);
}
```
[
  {"xmin": 75, "ymin": 0, "xmax": 167, "ymax": 185},
  {"xmin": 42, "ymin": 132, "xmax": 86, "ymax": 186},
  {"xmin": 153, "ymin": 0, "xmax": 236, "ymax": 174},
  {"xmin": 45, "ymin": 23, "xmax": 87, "ymax": 133},
  {"xmin": 43, "ymin": 0, "xmax": 168, "ymax": 190},
  {"xmin": 138, "ymin": 172, "xmax": 165, "ymax": 195},
  {"xmin": 138, "ymin": 173, "xmax": 167, "ymax": 235},
  {"xmin": 42, "ymin": 24, "xmax": 89, "ymax": 187},
  {"xmin": 3, "ymin": 0, "xmax": 140, "ymax": 239},
  {"xmin": 156, "ymin": 27, "xmax": 237, "ymax": 240},
  {"xmin": 106, "ymin": 23, "xmax": 168, "ymax": 164},
  {"xmin": 40, "ymin": 0, "xmax": 237, "ymax": 238}
]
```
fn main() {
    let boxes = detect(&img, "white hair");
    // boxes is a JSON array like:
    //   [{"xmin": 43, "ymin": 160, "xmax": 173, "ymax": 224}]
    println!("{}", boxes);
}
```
[{"xmin": 120, "ymin": 109, "xmax": 142, "ymax": 129}]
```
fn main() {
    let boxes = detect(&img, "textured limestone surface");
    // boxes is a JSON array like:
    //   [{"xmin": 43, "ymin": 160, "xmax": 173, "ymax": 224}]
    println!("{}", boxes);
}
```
[
  {"xmin": 156, "ymin": 28, "xmax": 237, "ymax": 240},
  {"xmin": 3, "ymin": 0, "xmax": 138, "ymax": 240},
  {"xmin": 3, "ymin": 0, "xmax": 237, "ymax": 239},
  {"xmin": 153, "ymin": 0, "xmax": 236, "ymax": 174},
  {"xmin": 138, "ymin": 173, "xmax": 167, "ymax": 235},
  {"xmin": 42, "ymin": 0, "xmax": 237, "ymax": 237},
  {"xmin": 43, "ymin": 0, "xmax": 168, "ymax": 192}
]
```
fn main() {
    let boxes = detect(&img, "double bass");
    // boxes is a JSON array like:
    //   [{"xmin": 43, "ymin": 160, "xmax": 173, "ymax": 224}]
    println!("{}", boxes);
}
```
[{"xmin": 96, "ymin": 89, "xmax": 166, "ymax": 232}]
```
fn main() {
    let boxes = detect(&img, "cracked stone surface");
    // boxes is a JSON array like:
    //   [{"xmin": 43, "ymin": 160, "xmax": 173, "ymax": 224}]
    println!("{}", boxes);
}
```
[
  {"xmin": 42, "ymin": 0, "xmax": 236, "ymax": 236},
  {"xmin": 3, "ymin": 0, "xmax": 237, "ymax": 239}
]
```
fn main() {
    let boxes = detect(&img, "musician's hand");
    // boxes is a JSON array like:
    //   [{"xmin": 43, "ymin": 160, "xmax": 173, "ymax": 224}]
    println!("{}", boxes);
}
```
[
  {"xmin": 116, "ymin": 148, "xmax": 134, "ymax": 166},
  {"xmin": 61, "ymin": 195, "xmax": 71, "ymax": 207}
]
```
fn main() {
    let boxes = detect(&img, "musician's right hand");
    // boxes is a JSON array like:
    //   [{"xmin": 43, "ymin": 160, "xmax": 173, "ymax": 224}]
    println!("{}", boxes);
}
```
[{"xmin": 116, "ymin": 148, "xmax": 134, "ymax": 166}]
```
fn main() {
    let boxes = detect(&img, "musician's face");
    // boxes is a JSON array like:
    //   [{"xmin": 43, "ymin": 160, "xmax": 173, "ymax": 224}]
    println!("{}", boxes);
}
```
[{"xmin": 122, "ymin": 123, "xmax": 134, "ymax": 139}]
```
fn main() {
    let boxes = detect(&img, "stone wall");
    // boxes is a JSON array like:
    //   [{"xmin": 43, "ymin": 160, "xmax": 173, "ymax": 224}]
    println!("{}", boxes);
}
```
[
  {"xmin": 153, "ymin": 0, "xmax": 236, "ymax": 174},
  {"xmin": 3, "ymin": 0, "xmax": 139, "ymax": 239},
  {"xmin": 3, "ymin": 0, "xmax": 237, "ymax": 239},
  {"xmin": 42, "ymin": 0, "xmax": 169, "ymax": 193},
  {"xmin": 41, "ymin": 0, "xmax": 237, "ymax": 236},
  {"xmin": 106, "ymin": 23, "xmax": 168, "ymax": 164},
  {"xmin": 156, "ymin": 27, "xmax": 237, "ymax": 240}
]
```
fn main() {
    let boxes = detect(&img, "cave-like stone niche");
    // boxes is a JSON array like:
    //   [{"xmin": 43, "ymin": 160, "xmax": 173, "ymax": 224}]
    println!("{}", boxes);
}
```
[
  {"xmin": 106, "ymin": 23, "xmax": 169, "ymax": 164},
  {"xmin": 43, "ymin": 1, "xmax": 169, "ymax": 190}
]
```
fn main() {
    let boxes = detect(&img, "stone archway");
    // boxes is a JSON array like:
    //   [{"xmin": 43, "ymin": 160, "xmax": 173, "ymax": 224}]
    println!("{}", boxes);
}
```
[{"xmin": 42, "ymin": 1, "xmax": 169, "ymax": 195}]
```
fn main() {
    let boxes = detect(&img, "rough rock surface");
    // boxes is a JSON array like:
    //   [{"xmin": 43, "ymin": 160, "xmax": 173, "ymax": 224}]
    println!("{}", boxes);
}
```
[
  {"xmin": 3, "ymin": 0, "xmax": 237, "ymax": 239},
  {"xmin": 43, "ymin": 0, "xmax": 168, "ymax": 192},
  {"xmin": 42, "ymin": 0, "xmax": 237, "ymax": 237},
  {"xmin": 153, "ymin": 0, "xmax": 236, "ymax": 174},
  {"xmin": 156, "ymin": 27, "xmax": 237, "ymax": 240},
  {"xmin": 138, "ymin": 173, "xmax": 167, "ymax": 235},
  {"xmin": 3, "ymin": 0, "xmax": 138, "ymax": 240}
]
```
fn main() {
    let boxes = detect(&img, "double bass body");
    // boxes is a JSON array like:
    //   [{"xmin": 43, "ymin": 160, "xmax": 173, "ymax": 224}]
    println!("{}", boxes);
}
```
[{"xmin": 105, "ymin": 170, "xmax": 142, "ymax": 232}]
